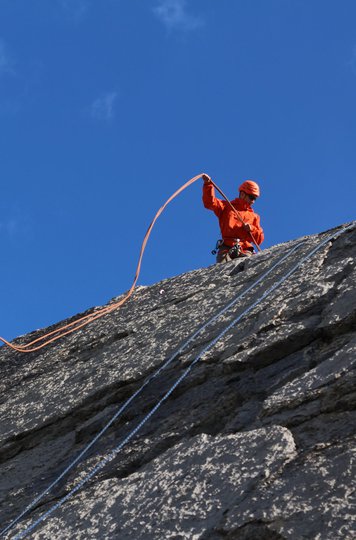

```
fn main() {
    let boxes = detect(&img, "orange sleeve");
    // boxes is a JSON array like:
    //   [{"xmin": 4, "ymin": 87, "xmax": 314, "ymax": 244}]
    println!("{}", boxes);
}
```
[
  {"xmin": 202, "ymin": 183, "xmax": 225, "ymax": 217},
  {"xmin": 251, "ymin": 214, "xmax": 264, "ymax": 246}
]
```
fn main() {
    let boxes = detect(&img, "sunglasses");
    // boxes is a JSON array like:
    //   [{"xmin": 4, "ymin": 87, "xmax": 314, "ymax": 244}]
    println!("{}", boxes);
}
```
[{"xmin": 247, "ymin": 194, "xmax": 257, "ymax": 201}]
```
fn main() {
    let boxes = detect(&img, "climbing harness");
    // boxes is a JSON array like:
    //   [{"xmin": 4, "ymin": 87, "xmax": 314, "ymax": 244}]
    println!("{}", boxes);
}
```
[
  {"xmin": 212, "ymin": 239, "xmax": 243, "ymax": 258},
  {"xmin": 0, "ymin": 174, "xmax": 261, "ymax": 354},
  {"xmin": 212, "ymin": 239, "xmax": 251, "ymax": 262},
  {"xmin": 4, "ymin": 221, "xmax": 354, "ymax": 539}
]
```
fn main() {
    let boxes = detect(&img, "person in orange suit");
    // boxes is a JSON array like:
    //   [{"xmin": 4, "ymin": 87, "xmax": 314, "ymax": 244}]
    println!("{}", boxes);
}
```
[{"xmin": 202, "ymin": 174, "xmax": 264, "ymax": 263}]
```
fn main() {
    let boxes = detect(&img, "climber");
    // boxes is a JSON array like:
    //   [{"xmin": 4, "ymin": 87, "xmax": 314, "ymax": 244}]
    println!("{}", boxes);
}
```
[{"xmin": 202, "ymin": 174, "xmax": 264, "ymax": 263}]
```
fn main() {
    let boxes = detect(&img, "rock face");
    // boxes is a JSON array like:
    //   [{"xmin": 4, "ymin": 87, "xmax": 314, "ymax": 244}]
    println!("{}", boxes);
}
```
[{"xmin": 1, "ymin": 223, "xmax": 355, "ymax": 540}]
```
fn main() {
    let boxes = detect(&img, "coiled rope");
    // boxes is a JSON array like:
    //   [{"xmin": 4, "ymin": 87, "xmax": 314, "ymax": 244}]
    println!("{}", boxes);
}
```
[
  {"xmin": 1, "ymin": 240, "xmax": 304, "ymax": 538},
  {"xmin": 6, "ymin": 222, "xmax": 354, "ymax": 540},
  {"xmin": 0, "ymin": 174, "xmax": 261, "ymax": 354}
]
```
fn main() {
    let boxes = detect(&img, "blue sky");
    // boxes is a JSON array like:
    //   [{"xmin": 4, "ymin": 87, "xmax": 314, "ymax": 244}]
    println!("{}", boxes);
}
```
[{"xmin": 1, "ymin": 0, "xmax": 355, "ymax": 342}]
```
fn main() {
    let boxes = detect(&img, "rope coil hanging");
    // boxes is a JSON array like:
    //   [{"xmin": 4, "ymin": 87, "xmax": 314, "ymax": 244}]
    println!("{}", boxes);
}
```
[{"xmin": 0, "ymin": 174, "xmax": 261, "ymax": 354}]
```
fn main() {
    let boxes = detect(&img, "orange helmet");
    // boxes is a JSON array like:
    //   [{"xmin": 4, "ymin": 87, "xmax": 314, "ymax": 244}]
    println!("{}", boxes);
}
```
[{"xmin": 239, "ymin": 180, "xmax": 260, "ymax": 197}]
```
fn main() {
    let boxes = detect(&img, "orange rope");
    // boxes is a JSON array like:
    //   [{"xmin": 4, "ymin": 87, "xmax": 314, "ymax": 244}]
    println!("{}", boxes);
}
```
[{"xmin": 0, "ymin": 174, "xmax": 261, "ymax": 353}]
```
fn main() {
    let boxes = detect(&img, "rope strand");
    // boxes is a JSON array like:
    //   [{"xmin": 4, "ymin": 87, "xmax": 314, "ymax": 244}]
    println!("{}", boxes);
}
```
[{"xmin": 0, "ymin": 174, "xmax": 260, "ymax": 354}]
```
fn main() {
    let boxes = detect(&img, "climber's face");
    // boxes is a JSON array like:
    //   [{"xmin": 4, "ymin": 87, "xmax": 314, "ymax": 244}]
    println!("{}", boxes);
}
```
[{"xmin": 240, "ymin": 191, "xmax": 256, "ymax": 205}]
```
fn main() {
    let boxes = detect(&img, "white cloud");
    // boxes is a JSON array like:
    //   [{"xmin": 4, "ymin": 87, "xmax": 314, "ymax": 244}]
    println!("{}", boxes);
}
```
[
  {"xmin": 90, "ymin": 91, "xmax": 118, "ymax": 122},
  {"xmin": 153, "ymin": 0, "xmax": 204, "ymax": 32}
]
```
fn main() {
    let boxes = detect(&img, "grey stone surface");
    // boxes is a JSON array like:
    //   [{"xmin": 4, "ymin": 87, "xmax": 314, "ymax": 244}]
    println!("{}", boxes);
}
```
[{"xmin": 0, "ymin": 222, "xmax": 355, "ymax": 539}]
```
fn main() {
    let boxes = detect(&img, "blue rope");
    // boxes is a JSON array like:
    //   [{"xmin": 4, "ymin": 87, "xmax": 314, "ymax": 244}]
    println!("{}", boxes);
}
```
[
  {"xmin": 1, "ymin": 241, "xmax": 306, "ymax": 538},
  {"xmin": 6, "ymin": 222, "xmax": 355, "ymax": 538}
]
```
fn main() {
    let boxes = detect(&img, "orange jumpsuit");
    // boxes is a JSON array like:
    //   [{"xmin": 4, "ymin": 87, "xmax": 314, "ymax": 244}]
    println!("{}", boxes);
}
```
[{"xmin": 203, "ymin": 183, "xmax": 264, "ymax": 253}]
